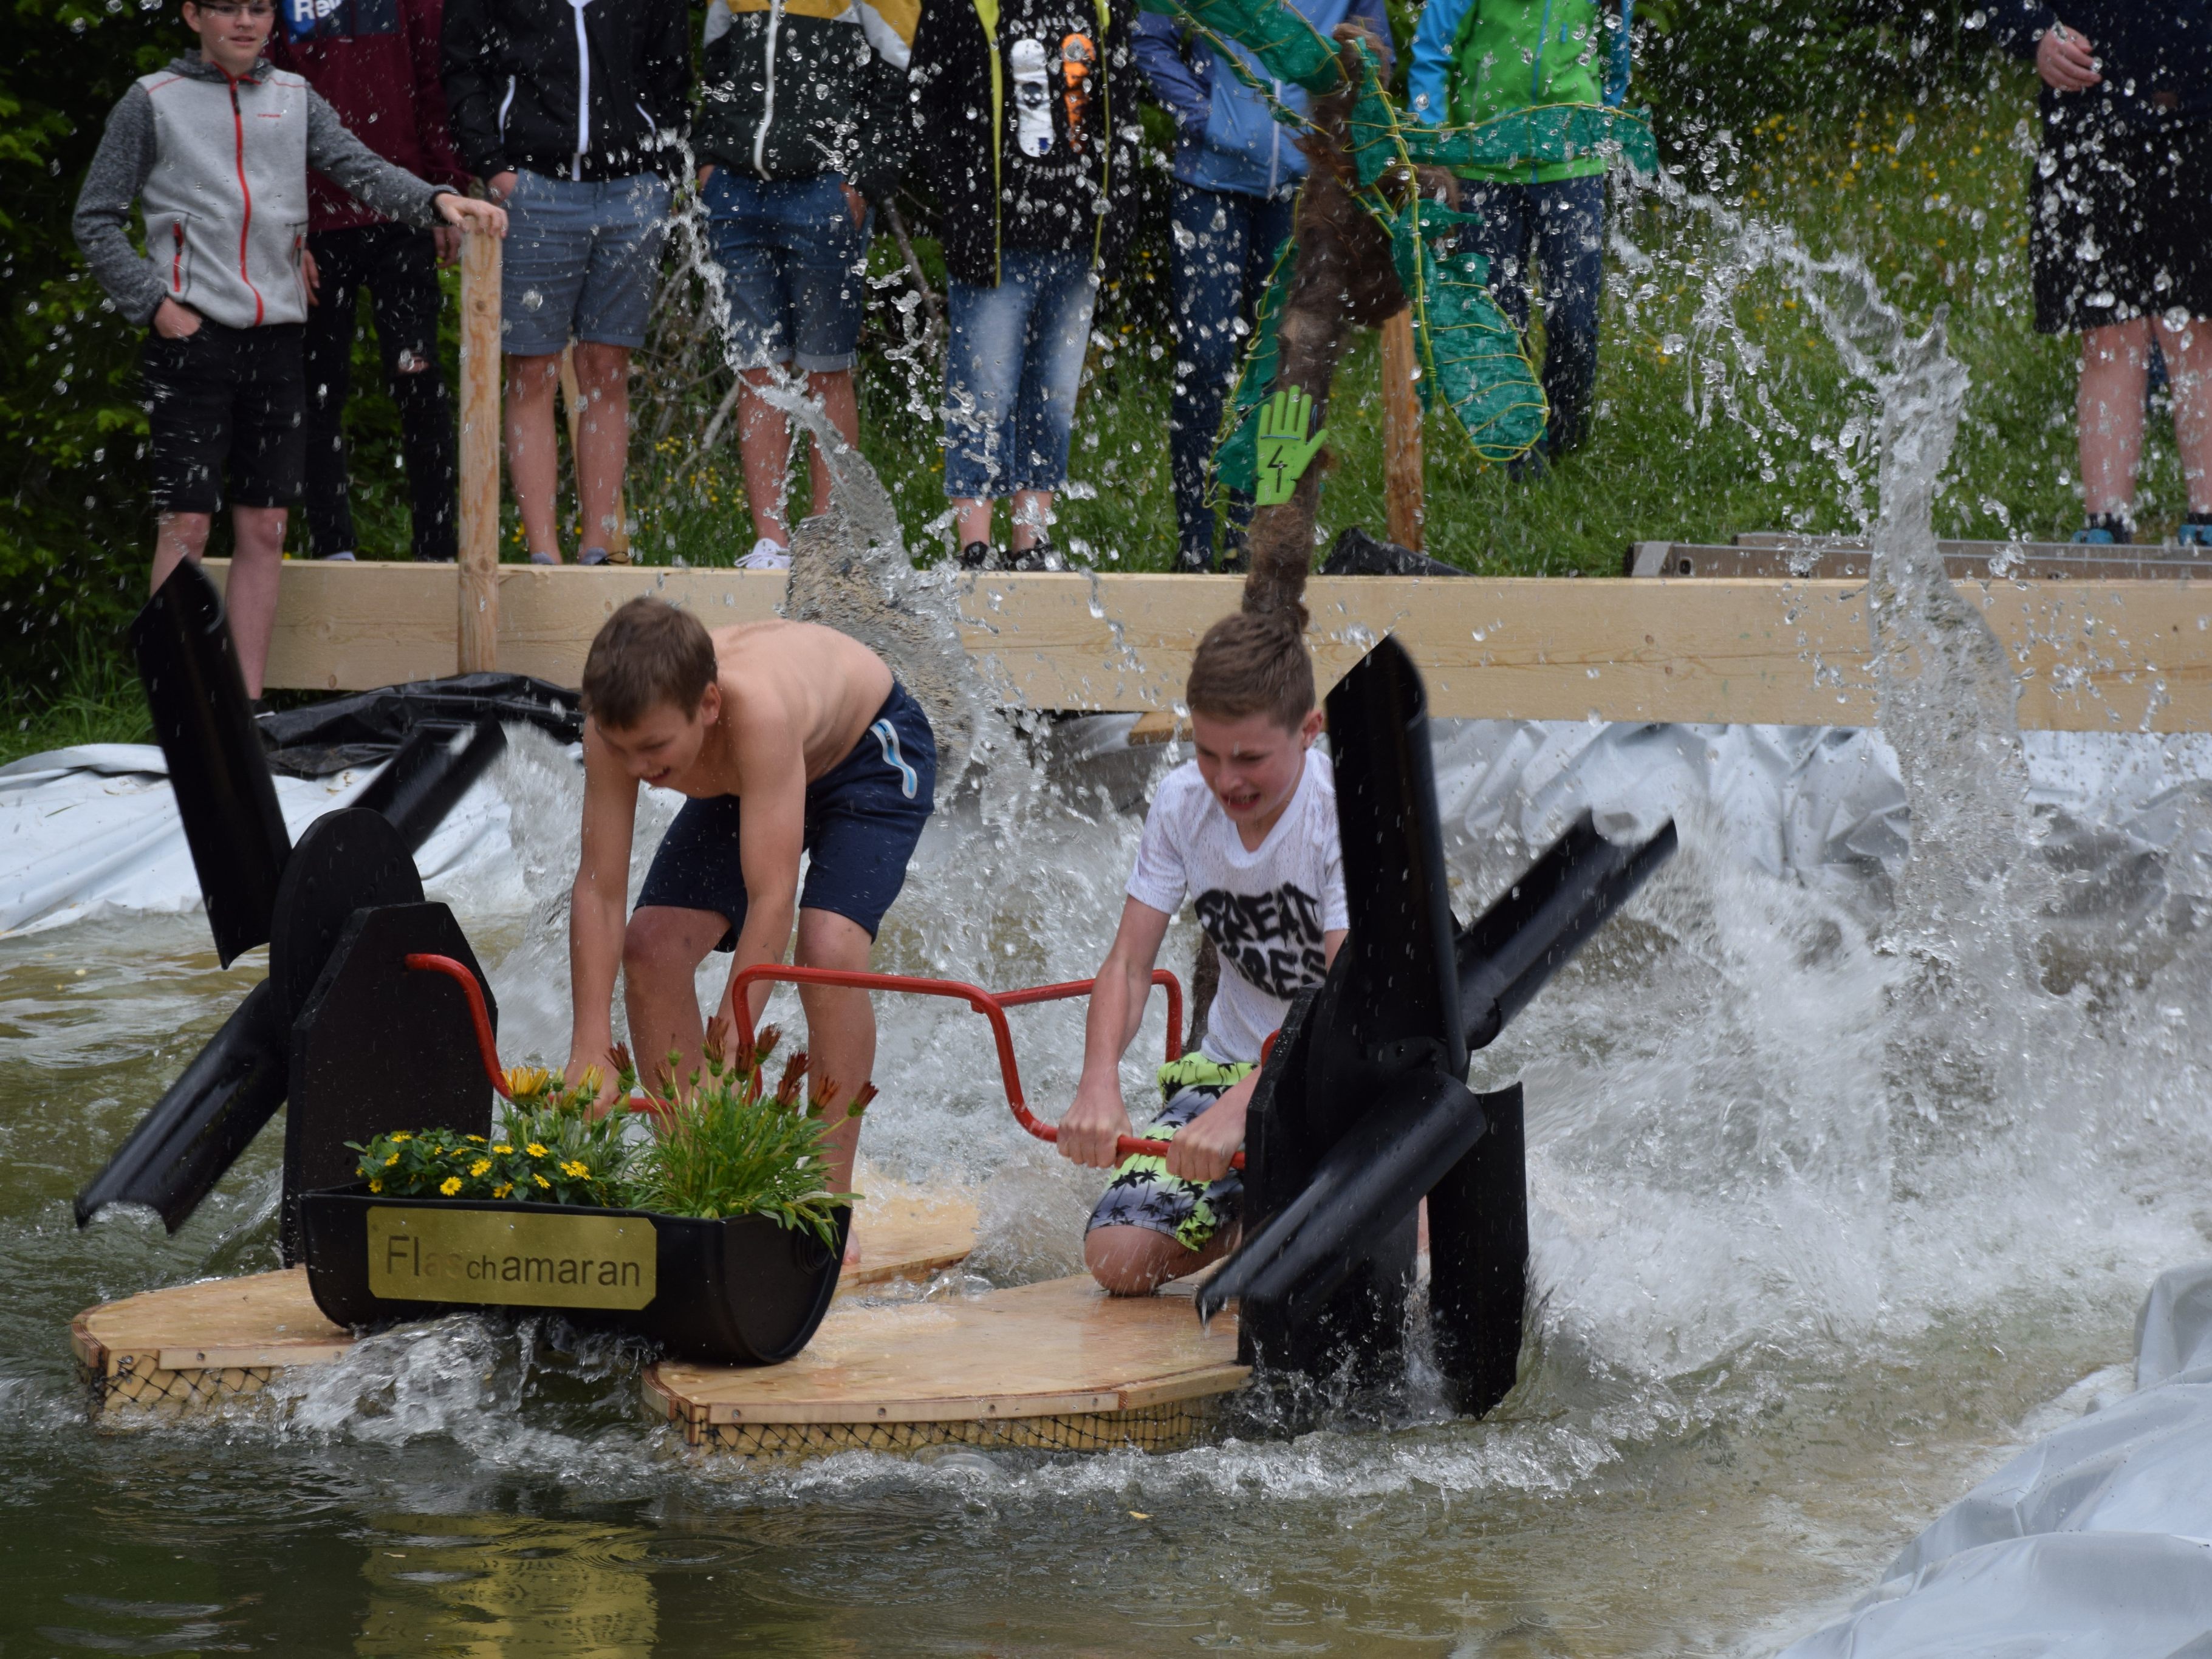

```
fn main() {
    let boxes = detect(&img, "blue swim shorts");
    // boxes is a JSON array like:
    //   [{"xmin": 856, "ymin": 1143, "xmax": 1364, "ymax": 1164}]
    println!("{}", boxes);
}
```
[{"xmin": 635, "ymin": 682, "xmax": 936, "ymax": 945}]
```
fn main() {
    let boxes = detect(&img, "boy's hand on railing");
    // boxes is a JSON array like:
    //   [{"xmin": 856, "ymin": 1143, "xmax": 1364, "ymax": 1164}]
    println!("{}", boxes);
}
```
[
  {"xmin": 437, "ymin": 193, "xmax": 508, "ymax": 238},
  {"xmin": 1057, "ymin": 1074, "xmax": 1132, "ymax": 1168},
  {"xmin": 1163, "ymin": 1084, "xmax": 1249, "ymax": 1184}
]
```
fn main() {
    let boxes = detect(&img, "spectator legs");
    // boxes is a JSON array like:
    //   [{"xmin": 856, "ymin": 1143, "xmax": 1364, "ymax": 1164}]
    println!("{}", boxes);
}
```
[
  {"xmin": 1459, "ymin": 177, "xmax": 1608, "ymax": 458},
  {"xmin": 735, "ymin": 366, "xmax": 861, "ymax": 548},
  {"xmin": 1167, "ymin": 183, "xmax": 1293, "ymax": 571},
  {"xmin": 505, "ymin": 352, "xmax": 566, "ymax": 559},
  {"xmin": 569, "ymin": 341, "xmax": 633, "ymax": 556},
  {"xmin": 300, "ymin": 237, "xmax": 361, "ymax": 561},
  {"xmin": 222, "ymin": 506, "xmax": 287, "ymax": 699},
  {"xmin": 2083, "ymin": 314, "xmax": 2212, "ymax": 524}
]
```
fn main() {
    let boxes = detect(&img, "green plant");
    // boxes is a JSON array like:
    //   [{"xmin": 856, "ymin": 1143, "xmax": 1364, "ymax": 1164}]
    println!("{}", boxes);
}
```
[
  {"xmin": 349, "ymin": 1065, "xmax": 628, "ymax": 1205},
  {"xmin": 623, "ymin": 1025, "xmax": 868, "ymax": 1248}
]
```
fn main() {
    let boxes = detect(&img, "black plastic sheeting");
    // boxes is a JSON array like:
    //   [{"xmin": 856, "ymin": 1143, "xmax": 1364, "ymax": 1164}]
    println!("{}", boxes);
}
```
[
  {"xmin": 255, "ymin": 673, "xmax": 582, "ymax": 777},
  {"xmin": 1319, "ymin": 525, "xmax": 1467, "ymax": 580}
]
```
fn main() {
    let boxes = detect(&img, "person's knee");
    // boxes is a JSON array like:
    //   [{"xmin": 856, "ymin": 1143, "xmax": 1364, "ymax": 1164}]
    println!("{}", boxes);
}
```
[
  {"xmin": 1084, "ymin": 1226, "xmax": 1177, "ymax": 1296},
  {"xmin": 794, "ymin": 908, "xmax": 871, "ymax": 970},
  {"xmin": 623, "ymin": 909, "xmax": 707, "ymax": 981}
]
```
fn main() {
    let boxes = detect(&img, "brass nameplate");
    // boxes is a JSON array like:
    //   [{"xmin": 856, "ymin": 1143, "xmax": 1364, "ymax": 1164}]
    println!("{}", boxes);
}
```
[{"xmin": 366, "ymin": 1207, "xmax": 657, "ymax": 1310}]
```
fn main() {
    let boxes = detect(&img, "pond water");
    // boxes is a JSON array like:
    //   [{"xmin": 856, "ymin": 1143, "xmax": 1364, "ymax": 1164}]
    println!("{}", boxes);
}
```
[{"xmin": 5, "ymin": 671, "xmax": 2208, "ymax": 1655}]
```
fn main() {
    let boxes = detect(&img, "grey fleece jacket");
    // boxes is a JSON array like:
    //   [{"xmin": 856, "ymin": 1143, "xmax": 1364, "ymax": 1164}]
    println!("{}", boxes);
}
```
[{"xmin": 74, "ymin": 54, "xmax": 453, "ymax": 330}]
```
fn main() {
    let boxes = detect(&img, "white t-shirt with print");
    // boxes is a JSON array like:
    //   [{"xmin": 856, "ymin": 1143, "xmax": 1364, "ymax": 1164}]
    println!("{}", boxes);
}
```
[{"xmin": 1126, "ymin": 748, "xmax": 1349, "ymax": 1064}]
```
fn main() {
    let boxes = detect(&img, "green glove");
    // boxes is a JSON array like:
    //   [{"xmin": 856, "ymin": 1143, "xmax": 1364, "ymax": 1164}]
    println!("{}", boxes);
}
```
[{"xmin": 1254, "ymin": 386, "xmax": 1329, "ymax": 507}]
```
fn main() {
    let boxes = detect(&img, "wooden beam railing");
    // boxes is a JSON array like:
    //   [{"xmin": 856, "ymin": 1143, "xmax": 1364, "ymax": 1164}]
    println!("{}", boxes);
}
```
[
  {"xmin": 207, "ymin": 562, "xmax": 2212, "ymax": 733},
  {"xmin": 456, "ymin": 230, "xmax": 502, "ymax": 673}
]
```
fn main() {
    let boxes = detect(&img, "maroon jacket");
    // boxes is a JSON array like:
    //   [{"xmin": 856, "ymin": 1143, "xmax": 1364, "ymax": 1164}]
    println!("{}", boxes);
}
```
[{"xmin": 269, "ymin": 0, "xmax": 468, "ymax": 232}]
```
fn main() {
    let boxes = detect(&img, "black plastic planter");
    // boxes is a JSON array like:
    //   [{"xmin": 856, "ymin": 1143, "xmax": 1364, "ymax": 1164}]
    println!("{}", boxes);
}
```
[{"xmin": 299, "ymin": 1188, "xmax": 849, "ymax": 1365}]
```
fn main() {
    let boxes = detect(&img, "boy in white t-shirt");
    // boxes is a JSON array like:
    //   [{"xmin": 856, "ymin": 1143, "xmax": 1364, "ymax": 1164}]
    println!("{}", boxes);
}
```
[{"xmin": 1058, "ymin": 610, "xmax": 1347, "ymax": 1295}]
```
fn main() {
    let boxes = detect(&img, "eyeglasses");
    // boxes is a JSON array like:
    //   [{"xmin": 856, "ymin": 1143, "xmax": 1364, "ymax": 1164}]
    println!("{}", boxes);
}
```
[{"xmin": 195, "ymin": 3, "xmax": 278, "ymax": 18}]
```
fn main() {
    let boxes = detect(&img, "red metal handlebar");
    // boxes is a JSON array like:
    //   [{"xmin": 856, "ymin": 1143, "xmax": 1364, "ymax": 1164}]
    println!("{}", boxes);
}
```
[
  {"xmin": 405, "ymin": 953, "xmax": 512, "ymax": 1099},
  {"xmin": 401, "ymin": 953, "xmax": 1236, "ymax": 1170},
  {"xmin": 725, "ymin": 963, "xmax": 1236, "ymax": 1169}
]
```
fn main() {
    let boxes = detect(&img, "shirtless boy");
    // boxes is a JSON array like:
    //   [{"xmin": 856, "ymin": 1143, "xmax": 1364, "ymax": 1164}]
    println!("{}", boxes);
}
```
[
  {"xmin": 566, "ymin": 597, "xmax": 937, "ymax": 1194},
  {"xmin": 1056, "ymin": 608, "xmax": 1346, "ymax": 1295}
]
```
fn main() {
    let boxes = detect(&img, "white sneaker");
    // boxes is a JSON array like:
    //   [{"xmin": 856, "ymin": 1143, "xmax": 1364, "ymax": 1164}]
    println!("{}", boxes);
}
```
[{"xmin": 738, "ymin": 538, "xmax": 792, "ymax": 571}]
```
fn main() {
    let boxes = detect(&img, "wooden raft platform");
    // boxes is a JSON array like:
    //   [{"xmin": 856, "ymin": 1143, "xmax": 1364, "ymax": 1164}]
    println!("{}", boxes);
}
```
[
  {"xmin": 643, "ymin": 1274, "xmax": 1248, "ymax": 1460},
  {"xmin": 71, "ymin": 1191, "xmax": 978, "ymax": 1420}
]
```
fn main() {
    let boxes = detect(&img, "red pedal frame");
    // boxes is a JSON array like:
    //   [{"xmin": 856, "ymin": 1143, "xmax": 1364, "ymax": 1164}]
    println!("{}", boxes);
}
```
[{"xmin": 403, "ymin": 953, "xmax": 1239, "ymax": 1169}]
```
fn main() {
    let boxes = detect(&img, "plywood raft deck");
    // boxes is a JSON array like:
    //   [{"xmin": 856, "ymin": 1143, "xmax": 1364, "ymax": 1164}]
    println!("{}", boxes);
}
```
[
  {"xmin": 71, "ymin": 1192, "xmax": 978, "ymax": 1421},
  {"xmin": 643, "ymin": 1275, "xmax": 1249, "ymax": 1460}
]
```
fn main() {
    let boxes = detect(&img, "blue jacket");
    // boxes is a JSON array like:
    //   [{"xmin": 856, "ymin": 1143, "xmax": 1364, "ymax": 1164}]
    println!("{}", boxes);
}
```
[
  {"xmin": 1991, "ymin": 1, "xmax": 2212, "ymax": 124},
  {"xmin": 1132, "ymin": 0, "xmax": 1391, "ymax": 199}
]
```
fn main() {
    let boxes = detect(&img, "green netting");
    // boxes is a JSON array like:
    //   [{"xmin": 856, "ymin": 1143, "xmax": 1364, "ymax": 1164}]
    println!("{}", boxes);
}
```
[
  {"xmin": 1151, "ymin": 0, "xmax": 1643, "ymax": 480},
  {"xmin": 1142, "ymin": 0, "xmax": 1342, "ymax": 95},
  {"xmin": 1402, "ymin": 103, "xmax": 1657, "ymax": 177},
  {"xmin": 1214, "ymin": 238, "xmax": 1295, "ymax": 498}
]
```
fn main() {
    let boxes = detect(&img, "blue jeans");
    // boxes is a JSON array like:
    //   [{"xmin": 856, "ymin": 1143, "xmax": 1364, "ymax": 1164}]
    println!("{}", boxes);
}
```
[
  {"xmin": 1456, "ymin": 175, "xmax": 1606, "ymax": 455},
  {"xmin": 499, "ymin": 170, "xmax": 669, "ymax": 357},
  {"xmin": 1169, "ymin": 183, "xmax": 1295, "ymax": 570},
  {"xmin": 703, "ymin": 169, "xmax": 871, "ymax": 372},
  {"xmin": 941, "ymin": 250, "xmax": 1099, "ymax": 500}
]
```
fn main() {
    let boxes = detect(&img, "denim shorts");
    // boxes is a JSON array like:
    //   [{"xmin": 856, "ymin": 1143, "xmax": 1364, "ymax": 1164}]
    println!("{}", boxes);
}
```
[
  {"xmin": 942, "ymin": 250, "xmax": 1099, "ymax": 499},
  {"xmin": 704, "ymin": 169, "xmax": 871, "ymax": 373},
  {"xmin": 499, "ymin": 170, "xmax": 670, "ymax": 357},
  {"xmin": 634, "ymin": 683, "xmax": 937, "ymax": 945}
]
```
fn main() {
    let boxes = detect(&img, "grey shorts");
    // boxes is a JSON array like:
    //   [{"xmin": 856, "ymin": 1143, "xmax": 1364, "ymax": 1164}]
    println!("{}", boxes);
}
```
[
  {"xmin": 1084, "ymin": 1071, "xmax": 1250, "ymax": 1254},
  {"xmin": 499, "ymin": 170, "xmax": 669, "ymax": 357}
]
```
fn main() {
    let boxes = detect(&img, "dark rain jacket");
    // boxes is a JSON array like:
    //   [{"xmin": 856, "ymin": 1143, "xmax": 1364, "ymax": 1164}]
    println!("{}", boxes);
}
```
[
  {"xmin": 696, "ymin": 0, "xmax": 916, "ymax": 202},
  {"xmin": 269, "ymin": 0, "xmax": 470, "ymax": 231},
  {"xmin": 1991, "ymin": 1, "xmax": 2212, "ymax": 124},
  {"xmin": 441, "ymin": 0, "xmax": 691, "ymax": 183},
  {"xmin": 908, "ymin": 0, "xmax": 1140, "ymax": 287}
]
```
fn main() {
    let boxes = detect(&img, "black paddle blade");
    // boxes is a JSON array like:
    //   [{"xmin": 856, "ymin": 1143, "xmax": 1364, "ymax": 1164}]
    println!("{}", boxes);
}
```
[
  {"xmin": 129, "ymin": 561, "xmax": 291, "ymax": 965},
  {"xmin": 350, "ymin": 720, "xmax": 507, "ymax": 853},
  {"xmin": 73, "ymin": 979, "xmax": 290, "ymax": 1231},
  {"xmin": 1457, "ymin": 810, "xmax": 1677, "ymax": 1051},
  {"xmin": 1324, "ymin": 633, "xmax": 1468, "ymax": 1079}
]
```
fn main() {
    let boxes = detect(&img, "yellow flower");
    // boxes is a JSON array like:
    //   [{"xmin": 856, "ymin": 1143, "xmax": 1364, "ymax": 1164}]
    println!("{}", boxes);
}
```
[
  {"xmin": 439, "ymin": 1176, "xmax": 462, "ymax": 1196},
  {"xmin": 383, "ymin": 1153, "xmax": 400, "ymax": 1168},
  {"xmin": 526, "ymin": 1143, "xmax": 548, "ymax": 1158},
  {"xmin": 493, "ymin": 1183, "xmax": 513, "ymax": 1198},
  {"xmin": 491, "ymin": 1144, "xmax": 513, "ymax": 1155},
  {"xmin": 533, "ymin": 1173, "xmax": 550, "ymax": 1189},
  {"xmin": 390, "ymin": 1132, "xmax": 412, "ymax": 1143},
  {"xmin": 465, "ymin": 1134, "xmax": 486, "ymax": 1144},
  {"xmin": 561, "ymin": 1160, "xmax": 589, "ymax": 1178},
  {"xmin": 368, "ymin": 1178, "xmax": 383, "ymax": 1193},
  {"xmin": 577, "ymin": 1066, "xmax": 603, "ymax": 1099},
  {"xmin": 505, "ymin": 1066, "xmax": 553, "ymax": 1099},
  {"xmin": 470, "ymin": 1159, "xmax": 492, "ymax": 1177}
]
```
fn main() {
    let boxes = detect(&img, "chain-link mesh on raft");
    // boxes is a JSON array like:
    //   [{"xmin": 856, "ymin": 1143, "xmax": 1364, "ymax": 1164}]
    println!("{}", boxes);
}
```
[
  {"xmin": 72, "ymin": 1334, "xmax": 284, "ymax": 1423},
  {"xmin": 668, "ymin": 1398, "xmax": 1228, "ymax": 1460}
]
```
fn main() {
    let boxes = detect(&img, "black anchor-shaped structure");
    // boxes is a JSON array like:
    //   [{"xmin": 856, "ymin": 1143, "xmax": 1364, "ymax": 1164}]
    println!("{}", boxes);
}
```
[
  {"xmin": 1204, "ymin": 636, "xmax": 1676, "ymax": 1412},
  {"xmin": 74, "ymin": 562, "xmax": 508, "ymax": 1260}
]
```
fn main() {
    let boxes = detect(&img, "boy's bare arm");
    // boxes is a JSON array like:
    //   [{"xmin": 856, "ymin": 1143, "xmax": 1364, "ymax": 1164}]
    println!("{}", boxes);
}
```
[
  {"xmin": 1059, "ymin": 897, "xmax": 1174, "ymax": 1168},
  {"xmin": 567, "ymin": 723, "xmax": 641, "ymax": 1084},
  {"xmin": 714, "ymin": 711, "xmax": 808, "ymax": 1034}
]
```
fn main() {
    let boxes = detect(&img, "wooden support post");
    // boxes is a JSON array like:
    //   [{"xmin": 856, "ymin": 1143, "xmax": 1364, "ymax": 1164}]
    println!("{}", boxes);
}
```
[
  {"xmin": 1380, "ymin": 309, "xmax": 1425, "ymax": 553},
  {"xmin": 457, "ymin": 230, "xmax": 502, "ymax": 672},
  {"xmin": 560, "ymin": 347, "xmax": 631, "ymax": 562}
]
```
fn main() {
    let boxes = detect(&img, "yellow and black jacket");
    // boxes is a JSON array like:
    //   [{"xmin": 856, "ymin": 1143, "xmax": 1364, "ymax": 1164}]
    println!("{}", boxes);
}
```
[
  {"xmin": 908, "ymin": 0, "xmax": 1138, "ymax": 287},
  {"xmin": 696, "ymin": 0, "xmax": 916, "ymax": 200}
]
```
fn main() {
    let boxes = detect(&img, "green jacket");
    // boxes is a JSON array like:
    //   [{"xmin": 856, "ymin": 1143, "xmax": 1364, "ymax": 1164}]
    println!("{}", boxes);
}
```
[{"xmin": 1407, "ymin": 0, "xmax": 1607, "ymax": 183}]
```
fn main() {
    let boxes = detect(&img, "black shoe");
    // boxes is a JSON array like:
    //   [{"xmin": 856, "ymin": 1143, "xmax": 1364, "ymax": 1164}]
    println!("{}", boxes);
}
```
[
  {"xmin": 958, "ymin": 539, "xmax": 996, "ymax": 569},
  {"xmin": 1007, "ymin": 539, "xmax": 1063, "ymax": 572}
]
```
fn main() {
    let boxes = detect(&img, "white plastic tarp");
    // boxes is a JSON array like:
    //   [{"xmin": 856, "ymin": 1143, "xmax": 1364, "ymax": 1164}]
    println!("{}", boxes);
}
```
[
  {"xmin": 0, "ymin": 743, "xmax": 512, "ymax": 937},
  {"xmin": 1781, "ymin": 1259, "xmax": 2212, "ymax": 1658}
]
